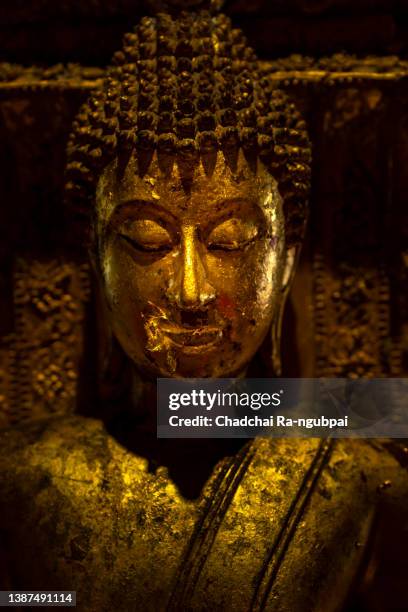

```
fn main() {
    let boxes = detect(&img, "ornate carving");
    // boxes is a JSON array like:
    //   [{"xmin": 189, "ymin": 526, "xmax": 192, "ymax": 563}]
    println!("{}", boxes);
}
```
[
  {"xmin": 312, "ymin": 85, "xmax": 399, "ymax": 377},
  {"xmin": 0, "ymin": 63, "xmax": 104, "ymax": 86},
  {"xmin": 314, "ymin": 258, "xmax": 390, "ymax": 377},
  {"xmin": 1, "ymin": 55, "xmax": 408, "ymax": 94},
  {"xmin": 0, "ymin": 260, "xmax": 90, "ymax": 426},
  {"xmin": 263, "ymin": 53, "xmax": 408, "ymax": 75}
]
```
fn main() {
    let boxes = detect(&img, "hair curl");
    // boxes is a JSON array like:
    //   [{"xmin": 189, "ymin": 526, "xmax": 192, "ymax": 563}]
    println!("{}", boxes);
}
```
[{"xmin": 65, "ymin": 10, "xmax": 311, "ymax": 247}]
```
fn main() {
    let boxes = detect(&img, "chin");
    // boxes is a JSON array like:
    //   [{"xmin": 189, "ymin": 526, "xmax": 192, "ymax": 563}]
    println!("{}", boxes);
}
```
[
  {"xmin": 136, "ymin": 350, "xmax": 235, "ymax": 379},
  {"xmin": 160, "ymin": 354, "xmax": 247, "ymax": 379}
]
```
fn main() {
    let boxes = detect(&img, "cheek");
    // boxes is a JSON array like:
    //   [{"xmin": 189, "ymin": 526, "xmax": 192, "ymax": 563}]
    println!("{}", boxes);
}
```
[
  {"xmin": 102, "ymin": 245, "xmax": 165, "ymax": 313},
  {"xmin": 208, "ymin": 242, "xmax": 281, "ymax": 324},
  {"xmin": 216, "ymin": 293, "xmax": 236, "ymax": 320},
  {"xmin": 254, "ymin": 243, "xmax": 282, "ymax": 311},
  {"xmin": 101, "ymin": 248, "xmax": 171, "ymax": 364}
]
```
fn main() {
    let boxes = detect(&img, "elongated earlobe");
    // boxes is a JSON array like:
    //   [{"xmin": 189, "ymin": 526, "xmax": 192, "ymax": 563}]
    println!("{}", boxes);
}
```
[
  {"xmin": 271, "ymin": 246, "xmax": 299, "ymax": 376},
  {"xmin": 91, "ymin": 265, "xmax": 132, "ymax": 416}
]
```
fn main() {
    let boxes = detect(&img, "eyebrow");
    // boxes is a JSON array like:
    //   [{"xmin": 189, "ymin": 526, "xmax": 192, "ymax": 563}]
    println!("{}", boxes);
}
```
[
  {"xmin": 210, "ymin": 197, "xmax": 261, "ymax": 214},
  {"xmin": 215, "ymin": 197, "xmax": 253, "ymax": 205},
  {"xmin": 112, "ymin": 199, "xmax": 179, "ymax": 225}
]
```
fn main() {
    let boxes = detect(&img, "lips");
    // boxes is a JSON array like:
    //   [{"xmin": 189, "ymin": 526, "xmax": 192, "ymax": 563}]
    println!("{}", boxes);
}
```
[
  {"xmin": 142, "ymin": 301, "xmax": 225, "ymax": 353},
  {"xmin": 160, "ymin": 321, "xmax": 223, "ymax": 348}
]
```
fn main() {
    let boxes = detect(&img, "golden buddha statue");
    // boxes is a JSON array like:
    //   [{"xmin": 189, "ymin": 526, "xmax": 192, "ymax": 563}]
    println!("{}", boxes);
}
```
[{"xmin": 0, "ymin": 2, "xmax": 407, "ymax": 611}]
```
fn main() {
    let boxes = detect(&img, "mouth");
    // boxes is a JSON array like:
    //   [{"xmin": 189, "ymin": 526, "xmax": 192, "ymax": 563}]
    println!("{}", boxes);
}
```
[
  {"xmin": 143, "ymin": 301, "xmax": 226, "ymax": 359},
  {"xmin": 159, "ymin": 321, "xmax": 223, "ymax": 350}
]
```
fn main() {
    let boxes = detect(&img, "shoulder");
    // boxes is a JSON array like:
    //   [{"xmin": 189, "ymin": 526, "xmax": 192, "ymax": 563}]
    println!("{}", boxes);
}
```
[
  {"xmin": 0, "ymin": 415, "xmax": 151, "ymax": 515},
  {"xmin": 0, "ymin": 414, "xmax": 109, "ymax": 452},
  {"xmin": 188, "ymin": 437, "xmax": 408, "ymax": 611},
  {"xmin": 0, "ymin": 414, "xmax": 146, "ymax": 464},
  {"xmin": 253, "ymin": 437, "xmax": 407, "ymax": 489}
]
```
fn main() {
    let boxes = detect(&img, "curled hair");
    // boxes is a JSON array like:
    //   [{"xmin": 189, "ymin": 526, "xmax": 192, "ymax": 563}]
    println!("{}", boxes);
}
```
[{"xmin": 65, "ymin": 10, "xmax": 311, "ymax": 247}]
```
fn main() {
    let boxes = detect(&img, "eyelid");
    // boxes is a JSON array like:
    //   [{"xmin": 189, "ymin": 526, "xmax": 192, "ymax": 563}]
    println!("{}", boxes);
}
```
[
  {"xmin": 118, "ymin": 218, "xmax": 174, "ymax": 253},
  {"xmin": 119, "ymin": 219, "xmax": 172, "ymax": 243},
  {"xmin": 117, "ymin": 200, "xmax": 176, "ymax": 222},
  {"xmin": 207, "ymin": 218, "xmax": 259, "ymax": 249}
]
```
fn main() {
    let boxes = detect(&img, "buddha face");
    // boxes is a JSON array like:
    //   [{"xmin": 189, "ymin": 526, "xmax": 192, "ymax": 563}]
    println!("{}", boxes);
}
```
[{"xmin": 95, "ymin": 151, "xmax": 288, "ymax": 377}]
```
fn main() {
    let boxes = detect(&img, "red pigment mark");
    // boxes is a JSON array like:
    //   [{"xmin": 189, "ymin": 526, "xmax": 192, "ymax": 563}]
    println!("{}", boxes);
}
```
[{"xmin": 217, "ymin": 293, "xmax": 236, "ymax": 320}]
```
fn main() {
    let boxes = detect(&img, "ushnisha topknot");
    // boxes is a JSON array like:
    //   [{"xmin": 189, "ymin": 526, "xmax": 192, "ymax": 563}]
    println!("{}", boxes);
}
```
[{"xmin": 65, "ymin": 9, "xmax": 311, "ymax": 247}]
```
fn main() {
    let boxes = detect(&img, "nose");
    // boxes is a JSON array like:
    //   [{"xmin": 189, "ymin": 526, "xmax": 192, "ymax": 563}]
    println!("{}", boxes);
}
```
[{"xmin": 167, "ymin": 225, "xmax": 216, "ymax": 310}]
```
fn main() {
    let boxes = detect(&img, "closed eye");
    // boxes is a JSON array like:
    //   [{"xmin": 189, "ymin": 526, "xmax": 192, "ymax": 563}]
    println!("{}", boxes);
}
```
[
  {"xmin": 207, "ymin": 218, "xmax": 259, "ymax": 251},
  {"xmin": 117, "ymin": 219, "xmax": 174, "ymax": 254},
  {"xmin": 119, "ymin": 234, "xmax": 172, "ymax": 253}
]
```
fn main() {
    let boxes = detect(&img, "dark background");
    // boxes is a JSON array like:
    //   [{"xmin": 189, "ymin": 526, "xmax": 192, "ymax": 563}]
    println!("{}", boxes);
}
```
[{"xmin": 1, "ymin": 0, "xmax": 408, "ymax": 63}]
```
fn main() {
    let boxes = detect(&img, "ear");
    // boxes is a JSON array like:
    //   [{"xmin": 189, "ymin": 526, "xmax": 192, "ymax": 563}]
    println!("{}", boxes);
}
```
[
  {"xmin": 88, "ymin": 260, "xmax": 132, "ymax": 409},
  {"xmin": 271, "ymin": 245, "xmax": 300, "ymax": 376},
  {"xmin": 282, "ymin": 245, "xmax": 299, "ymax": 295},
  {"xmin": 87, "ymin": 241, "xmax": 113, "ymax": 381}
]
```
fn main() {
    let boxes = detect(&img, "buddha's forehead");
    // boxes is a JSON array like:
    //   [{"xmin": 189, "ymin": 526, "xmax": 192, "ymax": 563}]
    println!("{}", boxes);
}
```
[{"xmin": 96, "ymin": 150, "xmax": 280, "ymax": 227}]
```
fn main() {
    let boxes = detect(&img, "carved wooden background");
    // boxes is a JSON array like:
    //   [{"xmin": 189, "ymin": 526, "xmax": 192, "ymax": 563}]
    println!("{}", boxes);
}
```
[{"xmin": 0, "ymin": 1, "xmax": 407, "ymax": 425}]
